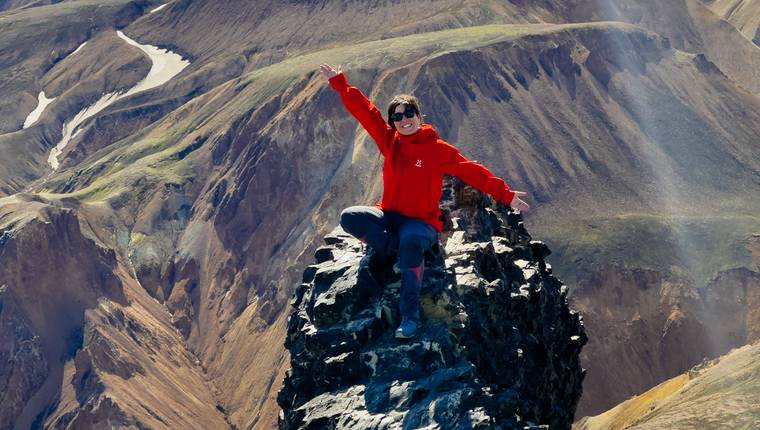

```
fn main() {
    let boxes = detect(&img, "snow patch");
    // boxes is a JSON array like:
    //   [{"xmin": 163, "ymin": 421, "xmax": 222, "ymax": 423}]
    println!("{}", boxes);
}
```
[
  {"xmin": 115, "ymin": 30, "xmax": 189, "ymax": 97},
  {"xmin": 48, "ymin": 92, "xmax": 119, "ymax": 169},
  {"xmin": 150, "ymin": 3, "xmax": 168, "ymax": 13},
  {"xmin": 23, "ymin": 92, "xmax": 55, "ymax": 129},
  {"xmin": 71, "ymin": 41, "xmax": 88, "ymax": 56},
  {"xmin": 48, "ymin": 31, "xmax": 189, "ymax": 170}
]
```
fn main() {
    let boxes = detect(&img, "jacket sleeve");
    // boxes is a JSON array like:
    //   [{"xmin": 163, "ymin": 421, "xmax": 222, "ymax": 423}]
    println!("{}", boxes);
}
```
[
  {"xmin": 440, "ymin": 145, "xmax": 516, "ymax": 205},
  {"xmin": 328, "ymin": 72, "xmax": 393, "ymax": 156}
]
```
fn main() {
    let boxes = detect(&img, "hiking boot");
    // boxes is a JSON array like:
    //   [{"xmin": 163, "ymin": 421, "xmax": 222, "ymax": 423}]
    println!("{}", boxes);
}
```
[{"xmin": 395, "ymin": 317, "xmax": 419, "ymax": 339}]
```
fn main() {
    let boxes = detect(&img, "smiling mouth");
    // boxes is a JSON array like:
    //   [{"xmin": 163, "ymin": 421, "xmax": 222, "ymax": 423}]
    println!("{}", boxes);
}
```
[{"xmin": 402, "ymin": 124, "xmax": 413, "ymax": 129}]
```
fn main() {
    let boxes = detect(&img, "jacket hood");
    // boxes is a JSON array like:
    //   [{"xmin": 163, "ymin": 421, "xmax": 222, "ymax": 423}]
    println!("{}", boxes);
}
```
[{"xmin": 397, "ymin": 124, "xmax": 440, "ymax": 145}]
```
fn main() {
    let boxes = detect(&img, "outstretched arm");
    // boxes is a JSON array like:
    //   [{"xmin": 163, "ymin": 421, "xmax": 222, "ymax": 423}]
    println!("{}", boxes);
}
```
[
  {"xmin": 320, "ymin": 63, "xmax": 393, "ymax": 156},
  {"xmin": 441, "ymin": 145, "xmax": 530, "ymax": 212}
]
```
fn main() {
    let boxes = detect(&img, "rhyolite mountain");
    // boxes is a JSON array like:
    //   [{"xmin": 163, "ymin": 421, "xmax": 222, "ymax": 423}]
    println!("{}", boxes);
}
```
[
  {"xmin": 575, "ymin": 341, "xmax": 760, "ymax": 429},
  {"xmin": 279, "ymin": 179, "xmax": 586, "ymax": 429},
  {"xmin": 1, "ymin": 0, "xmax": 759, "ymax": 428},
  {"xmin": 707, "ymin": 0, "xmax": 760, "ymax": 45}
]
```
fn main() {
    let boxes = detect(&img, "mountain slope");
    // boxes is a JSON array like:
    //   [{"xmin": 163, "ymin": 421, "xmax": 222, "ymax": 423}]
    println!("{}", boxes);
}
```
[
  {"xmin": 0, "ymin": 195, "xmax": 228, "ymax": 429},
  {"xmin": 0, "ymin": 0, "xmax": 160, "ymax": 134},
  {"xmin": 542, "ymin": 0, "xmax": 760, "ymax": 94},
  {"xmin": 576, "ymin": 342, "xmax": 760, "ymax": 429},
  {"xmin": 127, "ymin": 0, "xmax": 561, "ymax": 63},
  {"xmin": 706, "ymin": 0, "xmax": 760, "ymax": 44},
  {"xmin": 0, "ymin": 0, "xmax": 163, "ymax": 195},
  {"xmin": 0, "ymin": 0, "xmax": 58, "ymax": 12}
]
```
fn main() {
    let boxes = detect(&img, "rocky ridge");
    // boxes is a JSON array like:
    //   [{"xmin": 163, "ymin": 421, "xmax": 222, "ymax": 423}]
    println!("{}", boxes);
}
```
[{"xmin": 278, "ymin": 179, "xmax": 587, "ymax": 429}]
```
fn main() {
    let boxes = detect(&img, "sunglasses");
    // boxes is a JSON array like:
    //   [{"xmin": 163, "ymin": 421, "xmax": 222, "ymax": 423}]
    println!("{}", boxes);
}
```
[{"xmin": 390, "ymin": 106, "xmax": 418, "ymax": 122}]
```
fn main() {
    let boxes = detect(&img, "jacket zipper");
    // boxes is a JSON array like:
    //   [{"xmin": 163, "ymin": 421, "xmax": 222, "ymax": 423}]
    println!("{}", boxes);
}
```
[{"xmin": 390, "ymin": 137, "xmax": 404, "ymax": 211}]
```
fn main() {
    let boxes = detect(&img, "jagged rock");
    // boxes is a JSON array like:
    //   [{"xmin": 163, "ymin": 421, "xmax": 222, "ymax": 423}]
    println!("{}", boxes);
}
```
[
  {"xmin": 0, "ymin": 285, "xmax": 48, "ymax": 430},
  {"xmin": 278, "ymin": 179, "xmax": 587, "ymax": 429}
]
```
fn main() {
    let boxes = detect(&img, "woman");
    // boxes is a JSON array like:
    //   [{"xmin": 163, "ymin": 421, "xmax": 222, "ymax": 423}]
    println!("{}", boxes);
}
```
[{"xmin": 319, "ymin": 63, "xmax": 529, "ymax": 338}]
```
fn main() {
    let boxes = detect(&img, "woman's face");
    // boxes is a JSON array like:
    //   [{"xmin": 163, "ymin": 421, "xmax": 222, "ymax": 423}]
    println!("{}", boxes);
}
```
[{"xmin": 393, "ymin": 104, "xmax": 422, "ymax": 135}]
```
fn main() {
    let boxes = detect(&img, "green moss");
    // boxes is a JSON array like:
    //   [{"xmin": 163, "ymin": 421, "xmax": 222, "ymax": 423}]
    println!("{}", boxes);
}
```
[
  {"xmin": 237, "ymin": 23, "xmax": 556, "ymax": 88},
  {"xmin": 130, "ymin": 232, "xmax": 146, "ymax": 245}
]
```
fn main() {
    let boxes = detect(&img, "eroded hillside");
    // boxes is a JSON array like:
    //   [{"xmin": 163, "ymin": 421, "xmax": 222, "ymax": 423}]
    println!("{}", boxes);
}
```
[{"xmin": 576, "ymin": 342, "xmax": 760, "ymax": 429}]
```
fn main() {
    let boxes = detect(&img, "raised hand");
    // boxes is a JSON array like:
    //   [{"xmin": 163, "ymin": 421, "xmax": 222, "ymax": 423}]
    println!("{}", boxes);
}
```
[{"xmin": 319, "ymin": 63, "xmax": 342, "ymax": 80}]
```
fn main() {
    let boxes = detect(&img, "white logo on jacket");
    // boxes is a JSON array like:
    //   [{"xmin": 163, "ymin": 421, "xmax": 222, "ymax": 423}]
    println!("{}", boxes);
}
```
[{"xmin": 415, "ymin": 159, "xmax": 422, "ymax": 168}]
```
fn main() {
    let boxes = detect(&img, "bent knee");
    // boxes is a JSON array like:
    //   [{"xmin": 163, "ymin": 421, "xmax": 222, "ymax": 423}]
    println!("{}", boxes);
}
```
[
  {"xmin": 340, "ymin": 206, "xmax": 361, "ymax": 230},
  {"xmin": 340, "ymin": 206, "xmax": 379, "ymax": 236}
]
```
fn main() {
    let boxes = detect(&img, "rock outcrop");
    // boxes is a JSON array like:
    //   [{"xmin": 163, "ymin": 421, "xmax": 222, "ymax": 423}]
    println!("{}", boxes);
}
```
[
  {"xmin": 0, "ymin": 284, "xmax": 47, "ymax": 430},
  {"xmin": 278, "ymin": 179, "xmax": 587, "ymax": 429}
]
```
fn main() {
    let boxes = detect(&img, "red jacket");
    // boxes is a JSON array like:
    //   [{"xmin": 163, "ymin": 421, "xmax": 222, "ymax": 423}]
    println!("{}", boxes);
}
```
[{"xmin": 329, "ymin": 72, "xmax": 515, "ymax": 232}]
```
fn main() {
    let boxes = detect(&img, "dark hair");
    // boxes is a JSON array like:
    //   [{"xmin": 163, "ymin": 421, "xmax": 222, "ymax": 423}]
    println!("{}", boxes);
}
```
[{"xmin": 387, "ymin": 94, "xmax": 422, "ymax": 130}]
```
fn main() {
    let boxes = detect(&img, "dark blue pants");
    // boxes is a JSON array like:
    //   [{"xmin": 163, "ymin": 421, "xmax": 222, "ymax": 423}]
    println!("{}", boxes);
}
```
[{"xmin": 340, "ymin": 206, "xmax": 438, "ymax": 321}]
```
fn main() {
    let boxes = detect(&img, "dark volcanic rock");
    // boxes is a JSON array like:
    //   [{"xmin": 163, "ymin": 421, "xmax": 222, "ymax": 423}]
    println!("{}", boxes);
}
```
[
  {"xmin": 278, "ymin": 179, "xmax": 587, "ymax": 429},
  {"xmin": 0, "ymin": 285, "xmax": 47, "ymax": 430}
]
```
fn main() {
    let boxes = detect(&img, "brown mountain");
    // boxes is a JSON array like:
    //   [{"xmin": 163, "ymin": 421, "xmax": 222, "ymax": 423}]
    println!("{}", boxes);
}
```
[
  {"xmin": 0, "ymin": 0, "xmax": 159, "ymax": 193},
  {"xmin": 0, "ymin": 195, "xmax": 227, "ymax": 429},
  {"xmin": 575, "ymin": 341, "xmax": 760, "ymax": 429},
  {"xmin": 0, "ymin": 0, "xmax": 57, "ymax": 12},
  {"xmin": 707, "ymin": 0, "xmax": 760, "ymax": 44},
  {"xmin": 1, "ymin": 0, "xmax": 760, "ymax": 428},
  {"xmin": 558, "ymin": 0, "xmax": 760, "ymax": 94}
]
